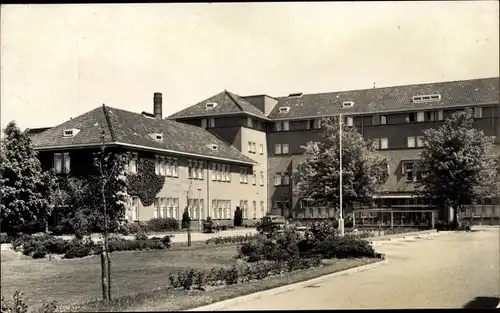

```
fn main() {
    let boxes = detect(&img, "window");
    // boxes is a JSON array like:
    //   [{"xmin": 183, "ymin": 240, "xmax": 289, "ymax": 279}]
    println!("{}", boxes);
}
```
[
  {"xmin": 128, "ymin": 153, "xmax": 138, "ymax": 174},
  {"xmin": 260, "ymin": 171, "xmax": 264, "ymax": 186},
  {"xmin": 205, "ymin": 102, "xmax": 218, "ymax": 109},
  {"xmin": 130, "ymin": 197, "xmax": 140, "ymax": 221},
  {"xmin": 53, "ymin": 152, "xmax": 71, "ymax": 174},
  {"xmin": 407, "ymin": 113, "xmax": 415, "ymax": 123},
  {"xmin": 283, "ymin": 173, "xmax": 290, "ymax": 185},
  {"xmin": 313, "ymin": 119, "xmax": 322, "ymax": 129},
  {"xmin": 425, "ymin": 111, "xmax": 435, "ymax": 121},
  {"xmin": 208, "ymin": 118, "xmax": 216, "ymax": 128},
  {"xmin": 212, "ymin": 163, "xmax": 216, "ymax": 181},
  {"xmin": 253, "ymin": 201, "xmax": 257, "ymax": 219},
  {"xmin": 275, "ymin": 122, "xmax": 282, "ymax": 132},
  {"xmin": 275, "ymin": 173, "xmax": 282, "ymax": 186},
  {"xmin": 248, "ymin": 141, "xmax": 252, "ymax": 153},
  {"xmin": 260, "ymin": 201, "xmax": 264, "ymax": 217},
  {"xmin": 197, "ymin": 161, "xmax": 204, "ymax": 180},
  {"xmin": 166, "ymin": 158, "xmax": 173, "ymax": 177},
  {"xmin": 212, "ymin": 200, "xmax": 217, "ymax": 219},
  {"xmin": 282, "ymin": 144, "xmax": 290, "ymax": 154},
  {"xmin": 412, "ymin": 94, "xmax": 441, "ymax": 103},
  {"xmin": 158, "ymin": 157, "xmax": 166, "ymax": 176},
  {"xmin": 474, "ymin": 107, "xmax": 483, "ymax": 118},
  {"xmin": 380, "ymin": 138, "xmax": 388, "ymax": 150},
  {"xmin": 416, "ymin": 136, "xmax": 424, "ymax": 147},
  {"xmin": 172, "ymin": 159, "xmax": 178, "ymax": 177},
  {"xmin": 407, "ymin": 136, "xmax": 416, "ymax": 148},
  {"xmin": 417, "ymin": 112, "xmax": 425, "ymax": 122},
  {"xmin": 344, "ymin": 116, "xmax": 353, "ymax": 126},
  {"xmin": 342, "ymin": 101, "xmax": 354, "ymax": 108},
  {"xmin": 402, "ymin": 162, "xmax": 414, "ymax": 182},
  {"xmin": 252, "ymin": 170, "xmax": 257, "ymax": 185},
  {"xmin": 283, "ymin": 121, "xmax": 290, "ymax": 131},
  {"xmin": 278, "ymin": 106, "xmax": 291, "ymax": 113},
  {"xmin": 372, "ymin": 138, "xmax": 381, "ymax": 150},
  {"xmin": 275, "ymin": 144, "xmax": 282, "ymax": 155},
  {"xmin": 252, "ymin": 142, "xmax": 257, "ymax": 154},
  {"xmin": 437, "ymin": 110, "xmax": 444, "ymax": 121},
  {"xmin": 380, "ymin": 115, "xmax": 387, "ymax": 124},
  {"xmin": 240, "ymin": 167, "xmax": 248, "ymax": 184},
  {"xmin": 259, "ymin": 144, "xmax": 264, "ymax": 155},
  {"xmin": 154, "ymin": 198, "xmax": 161, "ymax": 218},
  {"xmin": 247, "ymin": 117, "xmax": 253, "ymax": 128},
  {"xmin": 226, "ymin": 165, "xmax": 231, "ymax": 182},
  {"xmin": 201, "ymin": 119, "xmax": 207, "ymax": 128},
  {"xmin": 188, "ymin": 161, "xmax": 194, "ymax": 179},
  {"xmin": 217, "ymin": 164, "xmax": 222, "ymax": 181},
  {"xmin": 167, "ymin": 198, "xmax": 173, "ymax": 218}
]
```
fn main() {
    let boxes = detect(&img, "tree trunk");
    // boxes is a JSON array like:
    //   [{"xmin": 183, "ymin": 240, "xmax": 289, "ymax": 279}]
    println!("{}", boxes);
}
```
[
  {"xmin": 187, "ymin": 226, "xmax": 191, "ymax": 247},
  {"xmin": 453, "ymin": 205, "xmax": 459, "ymax": 230}
]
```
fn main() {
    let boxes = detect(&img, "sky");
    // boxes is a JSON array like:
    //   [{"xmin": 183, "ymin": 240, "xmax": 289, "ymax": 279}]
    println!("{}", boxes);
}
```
[{"xmin": 1, "ymin": 1, "xmax": 499, "ymax": 130}]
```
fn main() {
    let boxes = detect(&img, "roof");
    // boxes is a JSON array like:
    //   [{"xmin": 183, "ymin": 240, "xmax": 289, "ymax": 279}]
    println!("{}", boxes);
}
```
[
  {"xmin": 268, "ymin": 77, "xmax": 499, "ymax": 119},
  {"xmin": 168, "ymin": 90, "xmax": 269, "ymax": 120},
  {"xmin": 29, "ymin": 105, "xmax": 257, "ymax": 165}
]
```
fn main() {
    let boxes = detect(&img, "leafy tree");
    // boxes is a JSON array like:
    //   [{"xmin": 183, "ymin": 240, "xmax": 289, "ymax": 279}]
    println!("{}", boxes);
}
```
[
  {"xmin": 0, "ymin": 121, "xmax": 57, "ymax": 237},
  {"xmin": 234, "ymin": 206, "xmax": 243, "ymax": 227},
  {"xmin": 293, "ymin": 117, "xmax": 390, "ymax": 217},
  {"xmin": 416, "ymin": 109, "xmax": 499, "ymax": 228}
]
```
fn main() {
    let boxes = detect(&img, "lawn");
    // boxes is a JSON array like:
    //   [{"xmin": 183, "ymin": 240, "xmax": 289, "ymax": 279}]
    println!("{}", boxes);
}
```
[{"xmin": 0, "ymin": 243, "xmax": 239, "ymax": 308}]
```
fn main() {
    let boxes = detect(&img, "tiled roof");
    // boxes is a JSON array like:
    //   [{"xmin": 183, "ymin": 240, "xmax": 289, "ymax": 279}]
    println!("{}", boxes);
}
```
[
  {"xmin": 267, "ymin": 77, "xmax": 499, "ymax": 119},
  {"xmin": 168, "ymin": 90, "xmax": 268, "ymax": 120},
  {"xmin": 30, "ymin": 105, "xmax": 257, "ymax": 165}
]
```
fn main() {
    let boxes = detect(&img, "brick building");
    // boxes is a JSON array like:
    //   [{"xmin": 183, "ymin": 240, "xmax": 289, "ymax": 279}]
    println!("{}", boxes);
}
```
[
  {"xmin": 170, "ymin": 77, "xmax": 500, "ymax": 224},
  {"xmin": 29, "ymin": 77, "xmax": 499, "ymax": 226}
]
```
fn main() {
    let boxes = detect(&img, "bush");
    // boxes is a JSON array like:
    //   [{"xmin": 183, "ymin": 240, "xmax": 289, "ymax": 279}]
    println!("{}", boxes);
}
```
[
  {"xmin": 181, "ymin": 209, "xmax": 190, "ymax": 229},
  {"xmin": 1, "ymin": 290, "xmax": 58, "ymax": 313},
  {"xmin": 146, "ymin": 218, "xmax": 179, "ymax": 232},
  {"xmin": 63, "ymin": 239, "xmax": 95, "ymax": 259},
  {"xmin": 1, "ymin": 233, "xmax": 11, "ymax": 244},
  {"xmin": 234, "ymin": 207, "xmax": 243, "ymax": 227},
  {"xmin": 310, "ymin": 235, "xmax": 376, "ymax": 259},
  {"xmin": 107, "ymin": 236, "xmax": 171, "ymax": 252},
  {"xmin": 205, "ymin": 234, "xmax": 260, "ymax": 245},
  {"xmin": 12, "ymin": 234, "xmax": 71, "ymax": 257}
]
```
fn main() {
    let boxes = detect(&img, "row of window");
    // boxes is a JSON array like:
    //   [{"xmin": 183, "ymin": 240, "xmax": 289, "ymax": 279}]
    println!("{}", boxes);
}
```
[
  {"xmin": 272, "ymin": 107, "xmax": 485, "ymax": 132},
  {"xmin": 274, "ymin": 144, "xmax": 290, "ymax": 155},
  {"xmin": 154, "ymin": 156, "xmax": 180, "ymax": 177},
  {"xmin": 247, "ymin": 141, "xmax": 264, "ymax": 154},
  {"xmin": 274, "ymin": 172, "xmax": 291, "ymax": 186}
]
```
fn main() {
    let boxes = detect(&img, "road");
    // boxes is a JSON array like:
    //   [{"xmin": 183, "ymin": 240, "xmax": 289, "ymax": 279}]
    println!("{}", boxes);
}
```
[{"xmin": 223, "ymin": 227, "xmax": 500, "ymax": 310}]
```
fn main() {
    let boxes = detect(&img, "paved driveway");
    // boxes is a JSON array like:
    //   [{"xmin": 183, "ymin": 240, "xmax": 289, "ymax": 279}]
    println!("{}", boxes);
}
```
[{"xmin": 223, "ymin": 227, "xmax": 500, "ymax": 309}]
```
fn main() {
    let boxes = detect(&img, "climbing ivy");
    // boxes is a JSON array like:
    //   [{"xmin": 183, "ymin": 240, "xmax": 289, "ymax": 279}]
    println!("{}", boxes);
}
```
[{"xmin": 127, "ymin": 156, "xmax": 165, "ymax": 206}]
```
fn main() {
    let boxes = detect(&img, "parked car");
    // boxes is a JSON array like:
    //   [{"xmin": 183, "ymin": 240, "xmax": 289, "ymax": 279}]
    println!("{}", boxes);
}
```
[{"xmin": 257, "ymin": 215, "xmax": 287, "ymax": 236}]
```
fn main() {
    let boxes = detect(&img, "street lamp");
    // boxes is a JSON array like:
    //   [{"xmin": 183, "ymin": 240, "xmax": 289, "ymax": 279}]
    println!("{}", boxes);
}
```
[
  {"xmin": 339, "ymin": 114, "xmax": 345, "ymax": 236},
  {"xmin": 197, "ymin": 188, "xmax": 202, "ymax": 231}
]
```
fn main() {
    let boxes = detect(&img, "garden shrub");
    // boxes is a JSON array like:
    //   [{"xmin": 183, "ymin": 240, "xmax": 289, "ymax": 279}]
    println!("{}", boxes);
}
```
[
  {"xmin": 205, "ymin": 234, "xmax": 260, "ymax": 245},
  {"xmin": 1, "ymin": 233, "xmax": 11, "ymax": 244},
  {"xmin": 146, "ymin": 217, "xmax": 179, "ymax": 232}
]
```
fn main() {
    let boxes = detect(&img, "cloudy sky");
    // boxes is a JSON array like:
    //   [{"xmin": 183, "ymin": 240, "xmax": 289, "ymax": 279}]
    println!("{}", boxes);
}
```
[{"xmin": 1, "ymin": 2, "xmax": 499, "ymax": 130}]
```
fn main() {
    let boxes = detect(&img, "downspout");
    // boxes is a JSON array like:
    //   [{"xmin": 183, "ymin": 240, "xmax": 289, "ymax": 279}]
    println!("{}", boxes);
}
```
[{"xmin": 207, "ymin": 162, "xmax": 210, "ymax": 218}]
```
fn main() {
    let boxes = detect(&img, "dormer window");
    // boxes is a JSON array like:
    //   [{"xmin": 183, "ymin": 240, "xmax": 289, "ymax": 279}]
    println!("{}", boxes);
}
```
[
  {"xmin": 412, "ymin": 94, "xmax": 441, "ymax": 103},
  {"xmin": 208, "ymin": 144, "xmax": 218, "ymax": 151},
  {"xmin": 342, "ymin": 101, "xmax": 354, "ymax": 108},
  {"xmin": 278, "ymin": 106, "xmax": 291, "ymax": 114},
  {"xmin": 205, "ymin": 102, "xmax": 218, "ymax": 110},
  {"xmin": 289, "ymin": 92, "xmax": 303, "ymax": 98},
  {"xmin": 63, "ymin": 128, "xmax": 80, "ymax": 137},
  {"xmin": 148, "ymin": 133, "xmax": 163, "ymax": 142}
]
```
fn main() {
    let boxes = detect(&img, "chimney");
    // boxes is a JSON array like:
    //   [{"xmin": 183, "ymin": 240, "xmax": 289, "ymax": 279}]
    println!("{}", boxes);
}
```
[{"xmin": 153, "ymin": 92, "xmax": 162, "ymax": 119}]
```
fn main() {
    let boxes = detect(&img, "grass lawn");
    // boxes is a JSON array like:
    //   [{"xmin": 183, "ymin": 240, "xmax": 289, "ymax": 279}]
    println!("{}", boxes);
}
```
[
  {"xmin": 0, "ymin": 244, "xmax": 239, "ymax": 309},
  {"xmin": 70, "ymin": 258, "xmax": 380, "ymax": 312}
]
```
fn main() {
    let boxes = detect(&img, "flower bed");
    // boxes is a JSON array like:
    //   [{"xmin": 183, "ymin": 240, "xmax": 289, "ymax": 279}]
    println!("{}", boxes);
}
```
[
  {"xmin": 205, "ymin": 234, "xmax": 260, "ymax": 245},
  {"xmin": 11, "ymin": 234, "xmax": 172, "ymax": 259}
]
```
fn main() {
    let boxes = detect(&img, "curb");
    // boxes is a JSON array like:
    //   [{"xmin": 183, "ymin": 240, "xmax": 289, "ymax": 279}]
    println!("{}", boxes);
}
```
[{"xmin": 187, "ymin": 256, "xmax": 388, "ymax": 311}]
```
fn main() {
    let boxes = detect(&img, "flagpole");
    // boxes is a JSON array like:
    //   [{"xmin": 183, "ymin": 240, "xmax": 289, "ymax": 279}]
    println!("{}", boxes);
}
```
[{"xmin": 339, "ymin": 114, "xmax": 344, "ymax": 236}]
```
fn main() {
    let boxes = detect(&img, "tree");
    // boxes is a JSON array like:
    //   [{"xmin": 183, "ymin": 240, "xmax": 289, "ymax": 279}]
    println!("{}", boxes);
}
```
[
  {"xmin": 234, "ymin": 206, "xmax": 243, "ymax": 227},
  {"xmin": 293, "ymin": 117, "xmax": 390, "ymax": 217},
  {"xmin": 415, "ymin": 109, "xmax": 499, "ymax": 228},
  {"xmin": 0, "ymin": 121, "xmax": 57, "ymax": 237}
]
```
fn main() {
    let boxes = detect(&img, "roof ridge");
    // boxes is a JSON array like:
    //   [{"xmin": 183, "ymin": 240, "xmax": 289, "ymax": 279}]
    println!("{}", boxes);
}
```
[
  {"xmin": 225, "ymin": 90, "xmax": 244, "ymax": 112},
  {"xmin": 276, "ymin": 76, "xmax": 500, "ymax": 99},
  {"xmin": 102, "ymin": 104, "xmax": 116, "ymax": 141}
]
